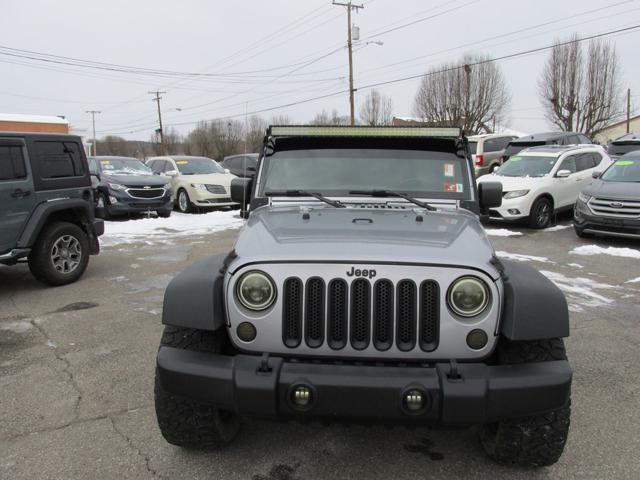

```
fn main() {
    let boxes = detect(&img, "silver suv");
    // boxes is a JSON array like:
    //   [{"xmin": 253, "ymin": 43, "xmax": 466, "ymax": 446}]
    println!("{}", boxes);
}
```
[
  {"xmin": 154, "ymin": 126, "xmax": 572, "ymax": 467},
  {"xmin": 468, "ymin": 134, "xmax": 517, "ymax": 176}
]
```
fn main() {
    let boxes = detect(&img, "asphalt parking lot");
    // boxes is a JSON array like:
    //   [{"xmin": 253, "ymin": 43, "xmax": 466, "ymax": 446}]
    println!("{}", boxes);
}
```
[{"xmin": 1, "ymin": 214, "xmax": 639, "ymax": 480}]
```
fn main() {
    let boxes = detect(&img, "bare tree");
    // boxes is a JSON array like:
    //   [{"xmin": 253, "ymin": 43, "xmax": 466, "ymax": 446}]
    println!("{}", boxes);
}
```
[
  {"xmin": 539, "ymin": 35, "xmax": 622, "ymax": 137},
  {"xmin": 162, "ymin": 127, "xmax": 183, "ymax": 155},
  {"xmin": 97, "ymin": 136, "xmax": 134, "ymax": 156},
  {"xmin": 184, "ymin": 122, "xmax": 215, "ymax": 157},
  {"xmin": 359, "ymin": 89, "xmax": 393, "ymax": 126},
  {"xmin": 244, "ymin": 115, "xmax": 268, "ymax": 153},
  {"xmin": 309, "ymin": 108, "xmax": 349, "ymax": 125},
  {"xmin": 413, "ymin": 53, "xmax": 510, "ymax": 134},
  {"xmin": 270, "ymin": 114, "xmax": 292, "ymax": 125}
]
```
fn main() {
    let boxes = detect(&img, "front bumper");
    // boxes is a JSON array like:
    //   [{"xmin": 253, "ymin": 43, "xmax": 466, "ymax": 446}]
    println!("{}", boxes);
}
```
[
  {"xmin": 488, "ymin": 197, "xmax": 532, "ymax": 221},
  {"xmin": 157, "ymin": 347, "xmax": 572, "ymax": 424},
  {"xmin": 107, "ymin": 189, "xmax": 173, "ymax": 214},
  {"xmin": 574, "ymin": 202, "xmax": 640, "ymax": 239}
]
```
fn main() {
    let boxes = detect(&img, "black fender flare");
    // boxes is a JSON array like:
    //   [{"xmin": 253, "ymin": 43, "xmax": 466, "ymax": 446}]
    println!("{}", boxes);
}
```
[
  {"xmin": 17, "ymin": 199, "xmax": 96, "ymax": 249},
  {"xmin": 500, "ymin": 260, "xmax": 569, "ymax": 340},
  {"xmin": 162, "ymin": 254, "xmax": 227, "ymax": 331}
]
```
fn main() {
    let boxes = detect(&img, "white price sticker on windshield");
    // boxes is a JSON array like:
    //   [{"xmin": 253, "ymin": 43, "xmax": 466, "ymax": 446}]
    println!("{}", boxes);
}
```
[{"xmin": 444, "ymin": 164, "xmax": 455, "ymax": 177}]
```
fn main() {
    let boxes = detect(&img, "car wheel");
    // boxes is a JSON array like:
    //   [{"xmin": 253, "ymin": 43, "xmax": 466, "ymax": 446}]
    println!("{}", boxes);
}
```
[
  {"xmin": 28, "ymin": 222, "xmax": 90, "ymax": 286},
  {"xmin": 528, "ymin": 197, "xmax": 552, "ymax": 229},
  {"xmin": 96, "ymin": 192, "xmax": 112, "ymax": 220},
  {"xmin": 154, "ymin": 326, "xmax": 241, "ymax": 448},
  {"xmin": 574, "ymin": 225, "xmax": 592, "ymax": 238},
  {"xmin": 480, "ymin": 338, "xmax": 570, "ymax": 467},
  {"xmin": 177, "ymin": 189, "xmax": 193, "ymax": 213}
]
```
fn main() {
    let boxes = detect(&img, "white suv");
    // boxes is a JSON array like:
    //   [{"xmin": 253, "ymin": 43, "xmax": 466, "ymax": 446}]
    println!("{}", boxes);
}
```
[{"xmin": 477, "ymin": 145, "xmax": 613, "ymax": 228}]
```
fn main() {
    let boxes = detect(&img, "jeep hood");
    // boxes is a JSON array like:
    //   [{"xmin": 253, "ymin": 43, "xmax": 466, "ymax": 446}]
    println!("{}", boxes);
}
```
[
  {"xmin": 230, "ymin": 206, "xmax": 500, "ymax": 280},
  {"xmin": 583, "ymin": 179, "xmax": 640, "ymax": 199}
]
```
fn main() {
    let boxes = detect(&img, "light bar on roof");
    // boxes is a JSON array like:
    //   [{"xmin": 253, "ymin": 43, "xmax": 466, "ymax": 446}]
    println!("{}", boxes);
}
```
[{"xmin": 269, "ymin": 125, "xmax": 461, "ymax": 138}]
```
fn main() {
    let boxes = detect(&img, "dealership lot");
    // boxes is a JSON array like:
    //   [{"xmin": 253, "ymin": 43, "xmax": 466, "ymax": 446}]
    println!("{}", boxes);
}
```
[{"xmin": 1, "ymin": 214, "xmax": 639, "ymax": 480}]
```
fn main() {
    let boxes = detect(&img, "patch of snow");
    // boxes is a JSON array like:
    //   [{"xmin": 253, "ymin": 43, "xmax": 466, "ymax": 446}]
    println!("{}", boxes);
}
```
[
  {"xmin": 485, "ymin": 228, "xmax": 523, "ymax": 237},
  {"xmin": 567, "ymin": 263, "xmax": 583, "ymax": 269},
  {"xmin": 625, "ymin": 277, "xmax": 640, "ymax": 284},
  {"xmin": 0, "ymin": 321, "xmax": 33, "ymax": 334},
  {"xmin": 101, "ymin": 211, "xmax": 244, "ymax": 246},
  {"xmin": 46, "ymin": 340, "xmax": 57, "ymax": 348},
  {"xmin": 570, "ymin": 244, "xmax": 640, "ymax": 259},
  {"xmin": 496, "ymin": 251, "xmax": 550, "ymax": 263},
  {"xmin": 130, "ymin": 264, "xmax": 140, "ymax": 269},
  {"xmin": 540, "ymin": 270, "xmax": 616, "ymax": 309},
  {"xmin": 542, "ymin": 224, "xmax": 571, "ymax": 232}
]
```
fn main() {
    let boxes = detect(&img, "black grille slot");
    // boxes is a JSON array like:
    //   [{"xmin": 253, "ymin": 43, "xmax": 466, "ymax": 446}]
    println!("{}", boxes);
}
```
[
  {"xmin": 327, "ymin": 279, "xmax": 348, "ymax": 349},
  {"xmin": 350, "ymin": 279, "xmax": 371, "ymax": 350},
  {"xmin": 373, "ymin": 280, "xmax": 394, "ymax": 351},
  {"xmin": 419, "ymin": 280, "xmax": 439, "ymax": 351},
  {"xmin": 127, "ymin": 188, "xmax": 164, "ymax": 199},
  {"xmin": 305, "ymin": 277, "xmax": 325, "ymax": 348},
  {"xmin": 396, "ymin": 280, "xmax": 417, "ymax": 351},
  {"xmin": 282, "ymin": 278, "xmax": 303, "ymax": 348},
  {"xmin": 205, "ymin": 184, "xmax": 226, "ymax": 194}
]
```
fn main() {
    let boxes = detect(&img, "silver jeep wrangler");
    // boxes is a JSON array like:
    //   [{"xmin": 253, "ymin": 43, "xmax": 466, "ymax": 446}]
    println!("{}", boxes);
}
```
[{"xmin": 155, "ymin": 126, "xmax": 572, "ymax": 467}]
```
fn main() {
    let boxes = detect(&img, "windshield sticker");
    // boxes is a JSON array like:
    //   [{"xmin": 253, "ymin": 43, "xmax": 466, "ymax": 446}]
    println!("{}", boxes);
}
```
[
  {"xmin": 176, "ymin": 160, "xmax": 189, "ymax": 165},
  {"xmin": 615, "ymin": 160, "xmax": 634, "ymax": 165},
  {"xmin": 444, "ymin": 163, "xmax": 455, "ymax": 177},
  {"xmin": 102, "ymin": 164, "xmax": 114, "ymax": 170},
  {"xmin": 444, "ymin": 182, "xmax": 458, "ymax": 193},
  {"xmin": 457, "ymin": 183, "xmax": 463, "ymax": 192},
  {"xmin": 100, "ymin": 160, "xmax": 111, "ymax": 164},
  {"xmin": 510, "ymin": 156, "xmax": 523, "ymax": 162}
]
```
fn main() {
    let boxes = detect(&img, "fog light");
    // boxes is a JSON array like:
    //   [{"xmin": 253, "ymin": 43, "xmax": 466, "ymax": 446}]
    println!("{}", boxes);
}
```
[
  {"xmin": 507, "ymin": 209, "xmax": 520, "ymax": 215},
  {"xmin": 292, "ymin": 386, "xmax": 311, "ymax": 407},
  {"xmin": 109, "ymin": 196, "xmax": 118, "ymax": 204},
  {"xmin": 467, "ymin": 329, "xmax": 488, "ymax": 350},
  {"xmin": 236, "ymin": 322, "xmax": 256, "ymax": 342},
  {"xmin": 404, "ymin": 389, "xmax": 424, "ymax": 411}
]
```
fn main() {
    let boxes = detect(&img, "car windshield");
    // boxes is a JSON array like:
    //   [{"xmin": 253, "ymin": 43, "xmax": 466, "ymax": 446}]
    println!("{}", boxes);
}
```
[
  {"xmin": 496, "ymin": 155, "xmax": 557, "ymax": 177},
  {"xmin": 98, "ymin": 158, "xmax": 151, "ymax": 175},
  {"xmin": 260, "ymin": 148, "xmax": 471, "ymax": 199},
  {"xmin": 601, "ymin": 158, "xmax": 640, "ymax": 182},
  {"xmin": 467, "ymin": 141, "xmax": 478, "ymax": 155},
  {"xmin": 174, "ymin": 157, "xmax": 225, "ymax": 175}
]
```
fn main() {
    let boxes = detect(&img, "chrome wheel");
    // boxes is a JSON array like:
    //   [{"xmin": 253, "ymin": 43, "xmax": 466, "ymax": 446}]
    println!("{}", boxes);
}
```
[
  {"xmin": 537, "ymin": 203, "xmax": 551, "ymax": 227},
  {"xmin": 50, "ymin": 235, "xmax": 82, "ymax": 274},
  {"xmin": 178, "ymin": 191, "xmax": 189, "ymax": 212}
]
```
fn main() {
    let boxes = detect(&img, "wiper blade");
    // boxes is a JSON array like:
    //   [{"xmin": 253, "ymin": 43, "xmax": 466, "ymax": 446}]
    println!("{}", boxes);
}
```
[
  {"xmin": 264, "ymin": 190, "xmax": 345, "ymax": 208},
  {"xmin": 348, "ymin": 190, "xmax": 437, "ymax": 211}
]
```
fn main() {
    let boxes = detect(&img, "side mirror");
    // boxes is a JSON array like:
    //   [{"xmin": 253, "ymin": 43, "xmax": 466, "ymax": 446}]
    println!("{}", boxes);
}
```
[
  {"xmin": 165, "ymin": 170, "xmax": 179, "ymax": 177},
  {"xmin": 478, "ymin": 182, "xmax": 502, "ymax": 210},
  {"xmin": 231, "ymin": 177, "xmax": 253, "ymax": 207},
  {"xmin": 556, "ymin": 170, "xmax": 571, "ymax": 178},
  {"xmin": 224, "ymin": 168, "xmax": 231, "ymax": 174},
  {"xmin": 592, "ymin": 171, "xmax": 601, "ymax": 179}
]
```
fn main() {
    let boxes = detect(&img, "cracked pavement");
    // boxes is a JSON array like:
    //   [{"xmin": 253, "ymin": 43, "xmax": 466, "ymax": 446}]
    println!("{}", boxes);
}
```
[{"xmin": 1, "ymin": 219, "xmax": 639, "ymax": 479}]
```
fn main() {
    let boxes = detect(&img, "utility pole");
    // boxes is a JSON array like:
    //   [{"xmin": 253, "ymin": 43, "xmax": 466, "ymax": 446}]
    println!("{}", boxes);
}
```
[
  {"xmin": 627, "ymin": 88, "xmax": 631, "ymax": 134},
  {"xmin": 148, "ymin": 90, "xmax": 167, "ymax": 154},
  {"xmin": 333, "ymin": 1, "xmax": 364, "ymax": 126},
  {"xmin": 85, "ymin": 110, "xmax": 101, "ymax": 156}
]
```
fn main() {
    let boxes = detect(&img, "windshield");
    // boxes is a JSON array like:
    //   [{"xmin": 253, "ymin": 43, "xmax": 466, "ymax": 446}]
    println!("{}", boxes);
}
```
[
  {"xmin": 97, "ymin": 157, "xmax": 151, "ymax": 175},
  {"xmin": 608, "ymin": 143, "xmax": 640, "ymax": 156},
  {"xmin": 601, "ymin": 158, "xmax": 640, "ymax": 182},
  {"xmin": 496, "ymin": 155, "xmax": 557, "ymax": 177},
  {"xmin": 260, "ymin": 148, "xmax": 471, "ymax": 199},
  {"xmin": 467, "ymin": 141, "xmax": 478, "ymax": 155},
  {"xmin": 174, "ymin": 157, "xmax": 226, "ymax": 175}
]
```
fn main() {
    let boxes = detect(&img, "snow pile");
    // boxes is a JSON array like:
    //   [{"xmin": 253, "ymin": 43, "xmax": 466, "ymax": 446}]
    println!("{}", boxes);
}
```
[
  {"xmin": 542, "ymin": 224, "xmax": 571, "ymax": 232},
  {"xmin": 625, "ymin": 277, "xmax": 640, "ymax": 284},
  {"xmin": 100, "ymin": 211, "xmax": 245, "ymax": 246},
  {"xmin": 484, "ymin": 228, "xmax": 523, "ymax": 237},
  {"xmin": 540, "ymin": 270, "xmax": 616, "ymax": 312},
  {"xmin": 496, "ymin": 251, "xmax": 550, "ymax": 263},
  {"xmin": 570, "ymin": 245, "xmax": 640, "ymax": 259}
]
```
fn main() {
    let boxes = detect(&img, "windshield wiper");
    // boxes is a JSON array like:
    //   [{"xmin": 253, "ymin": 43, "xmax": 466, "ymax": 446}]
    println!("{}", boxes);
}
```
[
  {"xmin": 264, "ymin": 190, "xmax": 345, "ymax": 208},
  {"xmin": 348, "ymin": 190, "xmax": 437, "ymax": 211}
]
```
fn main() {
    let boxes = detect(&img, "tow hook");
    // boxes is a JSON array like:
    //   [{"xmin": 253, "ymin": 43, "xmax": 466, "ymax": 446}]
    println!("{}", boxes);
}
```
[
  {"xmin": 257, "ymin": 352, "xmax": 272, "ymax": 374},
  {"xmin": 447, "ymin": 359, "xmax": 462, "ymax": 382}
]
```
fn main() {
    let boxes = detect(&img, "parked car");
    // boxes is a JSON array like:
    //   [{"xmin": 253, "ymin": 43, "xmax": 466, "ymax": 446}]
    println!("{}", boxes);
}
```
[
  {"xmin": 503, "ymin": 132, "xmax": 592, "ymax": 162},
  {"xmin": 574, "ymin": 152, "xmax": 640, "ymax": 239},
  {"xmin": 88, "ymin": 156, "xmax": 172, "ymax": 219},
  {"xmin": 467, "ymin": 134, "xmax": 518, "ymax": 176},
  {"xmin": 478, "ymin": 144, "xmax": 612, "ymax": 228},
  {"xmin": 221, "ymin": 153, "xmax": 259, "ymax": 178},
  {"xmin": 0, "ymin": 132, "xmax": 103, "ymax": 285},
  {"xmin": 606, "ymin": 133, "xmax": 640, "ymax": 158},
  {"xmin": 155, "ymin": 125, "xmax": 572, "ymax": 467},
  {"xmin": 146, "ymin": 155, "xmax": 239, "ymax": 213}
]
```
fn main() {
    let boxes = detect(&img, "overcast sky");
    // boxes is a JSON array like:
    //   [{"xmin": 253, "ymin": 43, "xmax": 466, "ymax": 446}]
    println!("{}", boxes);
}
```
[{"xmin": 2, "ymin": 0, "xmax": 639, "ymax": 141}]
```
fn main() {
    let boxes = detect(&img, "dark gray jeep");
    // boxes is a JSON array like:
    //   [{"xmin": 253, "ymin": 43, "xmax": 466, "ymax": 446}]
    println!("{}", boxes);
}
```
[
  {"xmin": 155, "ymin": 126, "xmax": 572, "ymax": 467},
  {"xmin": 0, "ymin": 132, "xmax": 103, "ymax": 285}
]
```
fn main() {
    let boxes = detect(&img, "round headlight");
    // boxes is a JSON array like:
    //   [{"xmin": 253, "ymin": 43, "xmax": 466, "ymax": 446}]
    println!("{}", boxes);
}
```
[
  {"xmin": 447, "ymin": 276, "xmax": 490, "ymax": 317},
  {"xmin": 236, "ymin": 271, "xmax": 276, "ymax": 311}
]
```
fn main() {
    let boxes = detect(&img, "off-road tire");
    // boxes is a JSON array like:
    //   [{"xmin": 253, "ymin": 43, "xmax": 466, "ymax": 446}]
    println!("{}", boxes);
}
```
[
  {"xmin": 28, "ymin": 222, "xmax": 90, "ymax": 286},
  {"xmin": 480, "ymin": 338, "xmax": 570, "ymax": 467},
  {"xmin": 528, "ymin": 197, "xmax": 553, "ymax": 229},
  {"xmin": 176, "ymin": 189, "xmax": 193, "ymax": 213},
  {"xmin": 155, "ymin": 326, "xmax": 241, "ymax": 449}
]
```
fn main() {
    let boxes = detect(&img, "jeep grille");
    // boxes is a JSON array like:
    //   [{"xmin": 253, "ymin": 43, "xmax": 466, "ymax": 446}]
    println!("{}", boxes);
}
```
[{"xmin": 282, "ymin": 276, "xmax": 439, "ymax": 352}]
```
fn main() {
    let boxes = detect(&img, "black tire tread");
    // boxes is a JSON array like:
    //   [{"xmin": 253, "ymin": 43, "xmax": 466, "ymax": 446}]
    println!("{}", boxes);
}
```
[{"xmin": 155, "ymin": 326, "xmax": 240, "ymax": 449}]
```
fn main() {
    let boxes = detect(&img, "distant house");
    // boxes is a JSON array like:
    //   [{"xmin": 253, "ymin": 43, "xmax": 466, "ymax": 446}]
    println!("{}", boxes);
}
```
[
  {"xmin": 594, "ymin": 115, "xmax": 640, "ymax": 144},
  {"xmin": 0, "ymin": 113, "xmax": 69, "ymax": 134}
]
